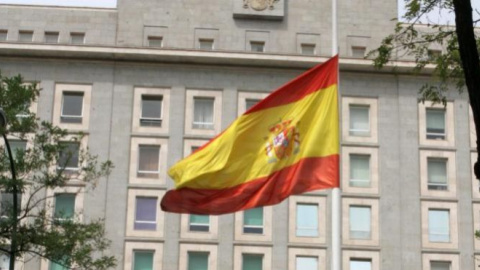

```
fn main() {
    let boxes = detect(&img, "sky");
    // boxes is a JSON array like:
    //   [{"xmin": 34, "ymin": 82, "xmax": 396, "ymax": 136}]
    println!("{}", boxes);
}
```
[{"xmin": 0, "ymin": 0, "xmax": 478, "ymax": 24}]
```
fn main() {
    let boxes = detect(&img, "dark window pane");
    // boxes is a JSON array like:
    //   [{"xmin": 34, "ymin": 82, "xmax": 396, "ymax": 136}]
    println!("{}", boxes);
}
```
[
  {"xmin": 61, "ymin": 92, "xmax": 83, "ymax": 123},
  {"xmin": 54, "ymin": 193, "xmax": 75, "ymax": 220},
  {"xmin": 135, "ymin": 197, "xmax": 157, "ymax": 230},
  {"xmin": 57, "ymin": 142, "xmax": 80, "ymax": 170}
]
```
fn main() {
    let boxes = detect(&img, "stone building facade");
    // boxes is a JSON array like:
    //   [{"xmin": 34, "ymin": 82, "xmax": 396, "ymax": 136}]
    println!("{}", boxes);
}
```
[{"xmin": 0, "ymin": 0, "xmax": 478, "ymax": 269}]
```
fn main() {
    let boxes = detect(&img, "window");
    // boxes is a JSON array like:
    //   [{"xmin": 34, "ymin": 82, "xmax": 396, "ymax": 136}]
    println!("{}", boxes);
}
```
[
  {"xmin": 238, "ymin": 92, "xmax": 268, "ymax": 116},
  {"xmin": 431, "ymin": 261, "xmax": 451, "ymax": 270},
  {"xmin": 134, "ymin": 197, "xmax": 157, "ymax": 230},
  {"xmin": 296, "ymin": 256, "xmax": 317, "ymax": 270},
  {"xmin": 349, "ymin": 206, "xmax": 371, "ymax": 239},
  {"xmin": 132, "ymin": 88, "xmax": 170, "ymax": 133},
  {"xmin": 8, "ymin": 140, "xmax": 27, "ymax": 160},
  {"xmin": 18, "ymin": 31, "xmax": 33, "ymax": 42},
  {"xmin": 350, "ymin": 154, "xmax": 370, "ymax": 188},
  {"xmin": 124, "ymin": 242, "xmax": 162, "ymax": 270},
  {"xmin": 428, "ymin": 50, "xmax": 441, "ymax": 61},
  {"xmin": 61, "ymin": 92, "xmax": 84, "ymax": 123},
  {"xmin": 243, "ymin": 207, "xmax": 263, "ymax": 234},
  {"xmin": 188, "ymin": 252, "xmax": 209, "ymax": 270},
  {"xmin": 50, "ymin": 261, "xmax": 68, "ymax": 270},
  {"xmin": 0, "ymin": 253, "xmax": 9, "ymax": 270},
  {"xmin": 57, "ymin": 142, "xmax": 80, "ymax": 171},
  {"xmin": 250, "ymin": 41, "xmax": 265, "ymax": 52},
  {"xmin": 141, "ymin": 95, "xmax": 163, "ymax": 127},
  {"xmin": 351, "ymin": 46, "xmax": 366, "ymax": 58},
  {"xmin": 53, "ymin": 84, "xmax": 91, "ymax": 130},
  {"xmin": 199, "ymin": 39, "xmax": 214, "ymax": 50},
  {"xmin": 349, "ymin": 105, "xmax": 369, "ymax": 136},
  {"xmin": 137, "ymin": 145, "xmax": 160, "ymax": 178},
  {"xmin": 189, "ymin": 214, "xmax": 210, "ymax": 232},
  {"xmin": 193, "ymin": 97, "xmax": 214, "ymax": 130},
  {"xmin": 246, "ymin": 99, "xmax": 260, "ymax": 111},
  {"xmin": 133, "ymin": 251, "xmax": 154, "ymax": 270},
  {"xmin": 296, "ymin": 204, "xmax": 318, "ymax": 237},
  {"xmin": 148, "ymin": 36, "xmax": 163, "ymax": 47},
  {"xmin": 186, "ymin": 90, "xmax": 222, "ymax": 135},
  {"xmin": 54, "ymin": 193, "xmax": 75, "ymax": 221},
  {"xmin": 242, "ymin": 254, "xmax": 263, "ymax": 270},
  {"xmin": 427, "ymin": 158, "xmax": 448, "ymax": 190},
  {"xmin": 426, "ymin": 108, "xmax": 446, "ymax": 140},
  {"xmin": 0, "ymin": 192, "xmax": 22, "ymax": 218},
  {"xmin": 419, "ymin": 102, "xmax": 454, "ymax": 147},
  {"xmin": 428, "ymin": 209, "xmax": 450, "ymax": 242},
  {"xmin": 350, "ymin": 259, "xmax": 371, "ymax": 270},
  {"xmin": 44, "ymin": 32, "xmax": 59, "ymax": 43},
  {"xmin": 70, "ymin": 32, "xmax": 85, "ymax": 44},
  {"xmin": 301, "ymin": 44, "xmax": 316, "ymax": 55},
  {"xmin": 0, "ymin": 30, "xmax": 7, "ymax": 41}
]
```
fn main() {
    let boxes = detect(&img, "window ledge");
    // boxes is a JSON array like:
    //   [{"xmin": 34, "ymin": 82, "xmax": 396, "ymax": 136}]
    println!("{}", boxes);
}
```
[
  {"xmin": 341, "ymin": 142, "xmax": 379, "ymax": 148},
  {"xmin": 124, "ymin": 237, "xmax": 164, "ymax": 243},
  {"xmin": 233, "ymin": 241, "xmax": 273, "ymax": 247},
  {"xmin": 131, "ymin": 133, "xmax": 170, "ymax": 138},
  {"xmin": 127, "ymin": 184, "xmax": 167, "ymax": 190},
  {"xmin": 421, "ymin": 249, "xmax": 460, "ymax": 254},
  {"xmin": 342, "ymin": 245, "xmax": 381, "ymax": 251},
  {"xmin": 419, "ymin": 145, "xmax": 457, "ymax": 151},
  {"xmin": 420, "ymin": 197, "xmax": 458, "ymax": 202}
]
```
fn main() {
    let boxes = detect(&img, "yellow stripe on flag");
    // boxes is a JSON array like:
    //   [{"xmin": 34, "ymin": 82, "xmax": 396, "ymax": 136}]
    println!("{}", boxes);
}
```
[{"xmin": 169, "ymin": 84, "xmax": 338, "ymax": 190}]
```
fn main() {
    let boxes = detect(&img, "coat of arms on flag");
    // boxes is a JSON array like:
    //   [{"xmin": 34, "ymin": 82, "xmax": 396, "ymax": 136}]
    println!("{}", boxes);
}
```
[{"xmin": 265, "ymin": 119, "xmax": 300, "ymax": 163}]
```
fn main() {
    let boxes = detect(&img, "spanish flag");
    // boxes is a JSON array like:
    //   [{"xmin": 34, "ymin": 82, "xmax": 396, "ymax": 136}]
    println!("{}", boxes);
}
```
[{"xmin": 161, "ymin": 55, "xmax": 339, "ymax": 215}]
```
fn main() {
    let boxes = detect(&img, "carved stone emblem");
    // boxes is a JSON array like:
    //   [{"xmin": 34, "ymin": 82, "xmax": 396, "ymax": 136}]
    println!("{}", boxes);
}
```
[{"xmin": 243, "ymin": 0, "xmax": 279, "ymax": 11}]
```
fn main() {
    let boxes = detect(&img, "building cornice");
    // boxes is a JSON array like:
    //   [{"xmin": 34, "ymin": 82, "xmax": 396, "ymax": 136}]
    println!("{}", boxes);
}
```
[{"xmin": 0, "ymin": 42, "xmax": 434, "ymax": 74}]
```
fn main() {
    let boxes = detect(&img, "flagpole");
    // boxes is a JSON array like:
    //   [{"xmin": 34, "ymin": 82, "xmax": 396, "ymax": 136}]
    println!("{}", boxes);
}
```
[{"xmin": 331, "ymin": 0, "xmax": 341, "ymax": 267}]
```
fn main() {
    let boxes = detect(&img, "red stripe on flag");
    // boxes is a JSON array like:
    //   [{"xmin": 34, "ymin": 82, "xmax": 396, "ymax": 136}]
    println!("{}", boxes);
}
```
[
  {"xmin": 245, "ymin": 55, "xmax": 338, "ymax": 114},
  {"xmin": 161, "ymin": 155, "xmax": 339, "ymax": 215}
]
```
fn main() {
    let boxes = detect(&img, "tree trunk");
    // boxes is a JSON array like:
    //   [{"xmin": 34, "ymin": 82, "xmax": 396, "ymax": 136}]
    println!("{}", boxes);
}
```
[{"xmin": 452, "ymin": 0, "xmax": 480, "ymax": 179}]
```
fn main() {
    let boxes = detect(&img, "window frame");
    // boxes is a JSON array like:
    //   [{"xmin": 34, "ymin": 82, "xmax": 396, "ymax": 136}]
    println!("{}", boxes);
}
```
[
  {"xmin": 421, "ymin": 201, "xmax": 458, "ymax": 249},
  {"xmin": 18, "ymin": 30, "xmax": 33, "ymax": 42},
  {"xmin": 132, "ymin": 87, "xmax": 170, "ymax": 134},
  {"xmin": 237, "ymin": 92, "xmax": 268, "ymax": 116},
  {"xmin": 0, "ymin": 29, "xmax": 7, "ymax": 41},
  {"xmin": 70, "ymin": 32, "xmax": 85, "ymax": 45},
  {"xmin": 342, "ymin": 97, "xmax": 378, "ymax": 143},
  {"xmin": 124, "ymin": 242, "xmax": 163, "ymax": 270},
  {"xmin": 44, "ymin": 31, "xmax": 59, "ymax": 44},
  {"xmin": 198, "ymin": 38, "xmax": 214, "ymax": 50},
  {"xmin": 342, "ymin": 146, "xmax": 379, "ymax": 194},
  {"xmin": 233, "ymin": 246, "xmax": 271, "ymax": 270},
  {"xmin": 235, "ymin": 206, "xmax": 272, "ymax": 241},
  {"xmin": 185, "ymin": 90, "xmax": 222, "ymax": 136},
  {"xmin": 418, "ymin": 101, "xmax": 455, "ymax": 147},
  {"xmin": 45, "ymin": 186, "xmax": 84, "ymax": 223},
  {"xmin": 342, "ymin": 198, "xmax": 379, "ymax": 246},
  {"xmin": 53, "ymin": 84, "xmax": 92, "ymax": 131},
  {"xmin": 419, "ymin": 150, "xmax": 456, "ymax": 198},
  {"xmin": 126, "ymin": 189, "xmax": 165, "ymax": 238},
  {"xmin": 288, "ymin": 247, "xmax": 326, "ymax": 270},
  {"xmin": 129, "ymin": 137, "xmax": 168, "ymax": 186},
  {"xmin": 147, "ymin": 36, "xmax": 163, "ymax": 48},
  {"xmin": 422, "ymin": 254, "xmax": 459, "ymax": 270},
  {"xmin": 179, "ymin": 244, "xmax": 218, "ymax": 270},
  {"xmin": 342, "ymin": 250, "xmax": 379, "ymax": 270},
  {"xmin": 250, "ymin": 41, "xmax": 265, "ymax": 52},
  {"xmin": 288, "ymin": 195, "xmax": 326, "ymax": 244}
]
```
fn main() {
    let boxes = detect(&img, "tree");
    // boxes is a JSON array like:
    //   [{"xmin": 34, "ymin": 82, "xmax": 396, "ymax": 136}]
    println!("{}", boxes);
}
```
[
  {"xmin": 370, "ymin": 0, "xmax": 480, "ymax": 178},
  {"xmin": 0, "ymin": 73, "xmax": 116, "ymax": 270}
]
